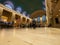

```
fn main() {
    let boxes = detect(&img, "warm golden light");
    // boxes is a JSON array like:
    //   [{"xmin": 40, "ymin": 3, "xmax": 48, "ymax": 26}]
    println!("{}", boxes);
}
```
[
  {"xmin": 1, "ymin": 16, "xmax": 8, "ymax": 22},
  {"xmin": 14, "ymin": 20, "xmax": 16, "ymax": 23}
]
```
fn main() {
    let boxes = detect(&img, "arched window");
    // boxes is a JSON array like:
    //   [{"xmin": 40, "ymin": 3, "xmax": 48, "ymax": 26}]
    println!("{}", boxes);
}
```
[
  {"xmin": 5, "ymin": 4, "xmax": 12, "ymax": 9},
  {"xmin": 37, "ymin": 17, "xmax": 40, "ymax": 23},
  {"xmin": 42, "ymin": 15, "xmax": 46, "ymax": 22},
  {"xmin": 16, "ymin": 6, "xmax": 22, "ymax": 13},
  {"xmin": 22, "ymin": 11, "xmax": 27, "ymax": 16},
  {"xmin": 4, "ymin": 1, "xmax": 14, "ymax": 9}
]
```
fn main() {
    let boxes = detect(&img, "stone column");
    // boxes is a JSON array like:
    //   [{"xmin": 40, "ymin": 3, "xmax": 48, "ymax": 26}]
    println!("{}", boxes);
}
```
[
  {"xmin": 0, "ymin": 7, "xmax": 3, "ymax": 16},
  {"xmin": 45, "ymin": 0, "xmax": 52, "ymax": 26}
]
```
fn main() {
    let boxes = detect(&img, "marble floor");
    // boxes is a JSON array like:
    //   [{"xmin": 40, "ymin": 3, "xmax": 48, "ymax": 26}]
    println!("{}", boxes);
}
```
[{"xmin": 0, "ymin": 27, "xmax": 60, "ymax": 45}]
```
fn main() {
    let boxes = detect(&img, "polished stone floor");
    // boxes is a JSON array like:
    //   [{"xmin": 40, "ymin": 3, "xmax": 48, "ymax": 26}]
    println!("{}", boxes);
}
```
[{"xmin": 0, "ymin": 27, "xmax": 60, "ymax": 45}]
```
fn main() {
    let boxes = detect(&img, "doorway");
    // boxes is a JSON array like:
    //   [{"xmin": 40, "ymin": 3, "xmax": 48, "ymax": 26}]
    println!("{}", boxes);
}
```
[{"xmin": 55, "ymin": 18, "xmax": 59, "ymax": 24}]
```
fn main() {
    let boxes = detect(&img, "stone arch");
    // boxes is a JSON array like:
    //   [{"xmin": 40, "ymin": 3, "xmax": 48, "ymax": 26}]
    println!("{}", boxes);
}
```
[
  {"xmin": 30, "ymin": 10, "xmax": 46, "ymax": 19},
  {"xmin": 30, "ymin": 10, "xmax": 47, "ymax": 27}
]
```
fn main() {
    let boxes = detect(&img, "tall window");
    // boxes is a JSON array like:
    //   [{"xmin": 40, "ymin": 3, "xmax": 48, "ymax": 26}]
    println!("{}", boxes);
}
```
[
  {"xmin": 5, "ymin": 4, "xmax": 12, "ymax": 9},
  {"xmin": 16, "ymin": 6, "xmax": 22, "ymax": 13},
  {"xmin": 42, "ymin": 15, "xmax": 46, "ymax": 22},
  {"xmin": 37, "ymin": 17, "xmax": 40, "ymax": 23}
]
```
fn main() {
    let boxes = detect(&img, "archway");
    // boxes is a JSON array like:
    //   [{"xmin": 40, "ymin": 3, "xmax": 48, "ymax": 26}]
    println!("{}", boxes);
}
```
[
  {"xmin": 30, "ymin": 10, "xmax": 47, "ymax": 27},
  {"xmin": 30, "ymin": 10, "xmax": 46, "ymax": 18}
]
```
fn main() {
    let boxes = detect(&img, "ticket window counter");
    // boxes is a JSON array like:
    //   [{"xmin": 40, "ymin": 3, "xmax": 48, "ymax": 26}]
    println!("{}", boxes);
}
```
[
  {"xmin": 0, "ymin": 16, "xmax": 8, "ymax": 22},
  {"xmin": 20, "ymin": 17, "xmax": 26, "ymax": 27},
  {"xmin": 14, "ymin": 14, "xmax": 21, "ymax": 27},
  {"xmin": 1, "ymin": 10, "xmax": 12, "ymax": 22},
  {"xmin": 22, "ymin": 17, "xmax": 26, "ymax": 24},
  {"xmin": 27, "ymin": 19, "xmax": 30, "ymax": 24},
  {"xmin": 26, "ymin": 19, "xmax": 30, "ymax": 27},
  {"xmin": 0, "ymin": 10, "xmax": 13, "ymax": 27}
]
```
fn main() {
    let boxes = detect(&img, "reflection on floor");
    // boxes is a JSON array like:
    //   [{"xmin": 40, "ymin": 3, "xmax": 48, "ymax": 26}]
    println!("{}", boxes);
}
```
[{"xmin": 0, "ymin": 27, "xmax": 60, "ymax": 45}]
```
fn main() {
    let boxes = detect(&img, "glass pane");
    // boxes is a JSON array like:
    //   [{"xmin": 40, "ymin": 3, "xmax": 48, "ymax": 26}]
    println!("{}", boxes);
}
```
[
  {"xmin": 37, "ymin": 17, "xmax": 40, "ymax": 22},
  {"xmin": 42, "ymin": 15, "xmax": 46, "ymax": 22}
]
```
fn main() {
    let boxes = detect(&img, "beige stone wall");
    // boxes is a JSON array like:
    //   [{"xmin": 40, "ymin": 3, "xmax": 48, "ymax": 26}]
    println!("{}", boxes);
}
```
[
  {"xmin": 45, "ymin": 0, "xmax": 52, "ymax": 26},
  {"xmin": 45, "ymin": 0, "xmax": 60, "ymax": 27}
]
